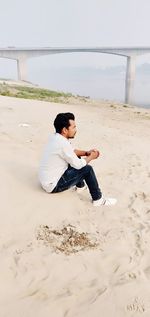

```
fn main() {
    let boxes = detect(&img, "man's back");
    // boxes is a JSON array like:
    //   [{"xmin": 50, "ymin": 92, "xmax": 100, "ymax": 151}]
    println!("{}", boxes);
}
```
[{"xmin": 39, "ymin": 133, "xmax": 69, "ymax": 192}]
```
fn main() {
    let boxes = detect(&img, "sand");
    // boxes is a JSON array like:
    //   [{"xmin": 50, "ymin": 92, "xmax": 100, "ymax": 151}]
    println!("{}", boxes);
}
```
[{"xmin": 0, "ymin": 95, "xmax": 150, "ymax": 317}]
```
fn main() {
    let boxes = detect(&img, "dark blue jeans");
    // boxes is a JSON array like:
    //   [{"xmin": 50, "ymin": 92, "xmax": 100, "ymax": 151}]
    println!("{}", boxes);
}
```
[{"xmin": 52, "ymin": 165, "xmax": 102, "ymax": 201}]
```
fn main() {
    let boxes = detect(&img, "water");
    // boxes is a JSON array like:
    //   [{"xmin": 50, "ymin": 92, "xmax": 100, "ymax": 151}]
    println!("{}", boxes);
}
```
[
  {"xmin": 28, "ymin": 67, "xmax": 150, "ymax": 109},
  {"xmin": 0, "ymin": 57, "xmax": 149, "ymax": 108}
]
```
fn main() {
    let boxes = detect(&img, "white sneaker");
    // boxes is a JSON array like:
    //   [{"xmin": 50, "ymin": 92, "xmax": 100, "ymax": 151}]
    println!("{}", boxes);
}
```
[
  {"xmin": 76, "ymin": 184, "xmax": 87, "ymax": 193},
  {"xmin": 93, "ymin": 196, "xmax": 117, "ymax": 206}
]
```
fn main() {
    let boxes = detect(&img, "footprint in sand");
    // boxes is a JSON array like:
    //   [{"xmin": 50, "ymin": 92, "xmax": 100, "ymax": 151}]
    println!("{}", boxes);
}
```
[
  {"xmin": 144, "ymin": 266, "xmax": 150, "ymax": 279},
  {"xmin": 0, "ymin": 131, "xmax": 12, "ymax": 141},
  {"xmin": 89, "ymin": 286, "xmax": 107, "ymax": 304},
  {"xmin": 126, "ymin": 297, "xmax": 145, "ymax": 313},
  {"xmin": 126, "ymin": 154, "xmax": 142, "ymax": 179},
  {"xmin": 128, "ymin": 192, "xmax": 149, "ymax": 217},
  {"xmin": 113, "ymin": 270, "xmax": 145, "ymax": 287}
]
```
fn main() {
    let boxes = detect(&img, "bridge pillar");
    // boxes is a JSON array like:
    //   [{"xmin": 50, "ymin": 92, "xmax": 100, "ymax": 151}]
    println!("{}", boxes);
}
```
[
  {"xmin": 125, "ymin": 55, "xmax": 136, "ymax": 104},
  {"xmin": 17, "ymin": 57, "xmax": 27, "ymax": 81}
]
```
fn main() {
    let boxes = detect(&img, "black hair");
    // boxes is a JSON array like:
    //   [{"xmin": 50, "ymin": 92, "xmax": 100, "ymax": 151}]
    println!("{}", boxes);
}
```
[{"xmin": 54, "ymin": 112, "xmax": 75, "ymax": 133}]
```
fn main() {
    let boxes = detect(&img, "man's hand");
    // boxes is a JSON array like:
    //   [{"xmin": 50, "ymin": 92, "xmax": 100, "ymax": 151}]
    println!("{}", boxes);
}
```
[
  {"xmin": 85, "ymin": 149, "xmax": 100, "ymax": 163},
  {"xmin": 89, "ymin": 150, "xmax": 99, "ymax": 160},
  {"xmin": 86, "ymin": 149, "xmax": 100, "ymax": 158}
]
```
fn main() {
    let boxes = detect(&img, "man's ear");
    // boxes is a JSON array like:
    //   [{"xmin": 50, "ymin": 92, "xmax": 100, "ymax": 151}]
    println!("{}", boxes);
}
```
[{"xmin": 61, "ymin": 127, "xmax": 68, "ymax": 135}]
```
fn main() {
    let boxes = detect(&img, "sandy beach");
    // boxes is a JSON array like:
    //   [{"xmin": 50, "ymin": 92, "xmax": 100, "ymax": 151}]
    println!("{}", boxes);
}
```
[{"xmin": 0, "ymin": 94, "xmax": 150, "ymax": 317}]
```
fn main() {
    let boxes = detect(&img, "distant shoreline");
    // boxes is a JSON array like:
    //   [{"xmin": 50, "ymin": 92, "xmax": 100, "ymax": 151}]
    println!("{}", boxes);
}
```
[{"xmin": 0, "ymin": 78, "xmax": 149, "ymax": 110}]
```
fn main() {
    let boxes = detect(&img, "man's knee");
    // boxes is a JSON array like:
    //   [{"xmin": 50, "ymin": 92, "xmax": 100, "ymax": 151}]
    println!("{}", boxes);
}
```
[{"xmin": 82, "ymin": 164, "xmax": 93, "ymax": 173}]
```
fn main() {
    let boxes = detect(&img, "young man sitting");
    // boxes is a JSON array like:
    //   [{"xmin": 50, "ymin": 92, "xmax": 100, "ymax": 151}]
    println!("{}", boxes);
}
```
[{"xmin": 39, "ymin": 112, "xmax": 117, "ymax": 206}]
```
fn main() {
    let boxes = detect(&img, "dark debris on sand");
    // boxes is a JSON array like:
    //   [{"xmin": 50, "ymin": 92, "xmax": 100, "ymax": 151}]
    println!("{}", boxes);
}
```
[{"xmin": 36, "ymin": 224, "xmax": 99, "ymax": 255}]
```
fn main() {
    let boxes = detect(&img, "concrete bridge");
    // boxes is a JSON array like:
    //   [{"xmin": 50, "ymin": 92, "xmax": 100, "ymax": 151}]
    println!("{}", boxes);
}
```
[{"xmin": 0, "ymin": 46, "xmax": 150, "ymax": 104}]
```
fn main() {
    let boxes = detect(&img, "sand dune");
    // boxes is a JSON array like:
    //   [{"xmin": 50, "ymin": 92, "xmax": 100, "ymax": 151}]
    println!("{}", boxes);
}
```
[{"xmin": 0, "ymin": 95, "xmax": 150, "ymax": 317}]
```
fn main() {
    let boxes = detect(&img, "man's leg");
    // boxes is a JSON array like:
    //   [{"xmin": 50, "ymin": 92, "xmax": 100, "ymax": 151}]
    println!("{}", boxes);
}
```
[
  {"xmin": 52, "ymin": 165, "xmax": 102, "ymax": 201},
  {"xmin": 76, "ymin": 180, "xmax": 85, "ymax": 188},
  {"xmin": 74, "ymin": 157, "xmax": 85, "ymax": 188}
]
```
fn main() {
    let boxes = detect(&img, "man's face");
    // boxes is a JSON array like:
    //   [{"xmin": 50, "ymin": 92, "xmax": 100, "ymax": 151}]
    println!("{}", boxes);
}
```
[{"xmin": 66, "ymin": 119, "xmax": 77, "ymax": 138}]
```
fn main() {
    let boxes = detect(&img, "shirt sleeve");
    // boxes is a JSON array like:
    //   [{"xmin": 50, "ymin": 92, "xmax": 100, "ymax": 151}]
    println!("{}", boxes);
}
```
[{"xmin": 61, "ymin": 141, "xmax": 86, "ymax": 169}]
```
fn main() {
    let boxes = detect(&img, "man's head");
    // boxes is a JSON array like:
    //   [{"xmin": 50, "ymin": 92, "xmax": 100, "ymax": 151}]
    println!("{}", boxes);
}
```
[{"xmin": 54, "ymin": 112, "xmax": 77, "ymax": 139}]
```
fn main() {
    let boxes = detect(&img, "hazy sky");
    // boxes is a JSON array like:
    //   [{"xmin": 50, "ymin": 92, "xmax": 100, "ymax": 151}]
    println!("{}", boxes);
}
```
[
  {"xmin": 1, "ymin": 0, "xmax": 150, "ymax": 46},
  {"xmin": 0, "ymin": 0, "xmax": 150, "ymax": 72}
]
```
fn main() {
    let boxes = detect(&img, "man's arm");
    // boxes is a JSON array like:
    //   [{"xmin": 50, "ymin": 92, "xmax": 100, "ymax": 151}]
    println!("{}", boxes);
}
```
[
  {"xmin": 74, "ymin": 148, "xmax": 100, "ymax": 164},
  {"xmin": 62, "ymin": 144, "xmax": 100, "ymax": 168},
  {"xmin": 74, "ymin": 149, "xmax": 87, "ymax": 157},
  {"xmin": 74, "ymin": 149, "xmax": 100, "ymax": 157},
  {"xmin": 61, "ymin": 144, "xmax": 87, "ymax": 170}
]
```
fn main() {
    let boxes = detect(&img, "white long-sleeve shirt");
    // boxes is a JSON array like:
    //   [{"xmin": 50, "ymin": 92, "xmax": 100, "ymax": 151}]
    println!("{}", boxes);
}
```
[{"xmin": 39, "ymin": 133, "xmax": 86, "ymax": 193}]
